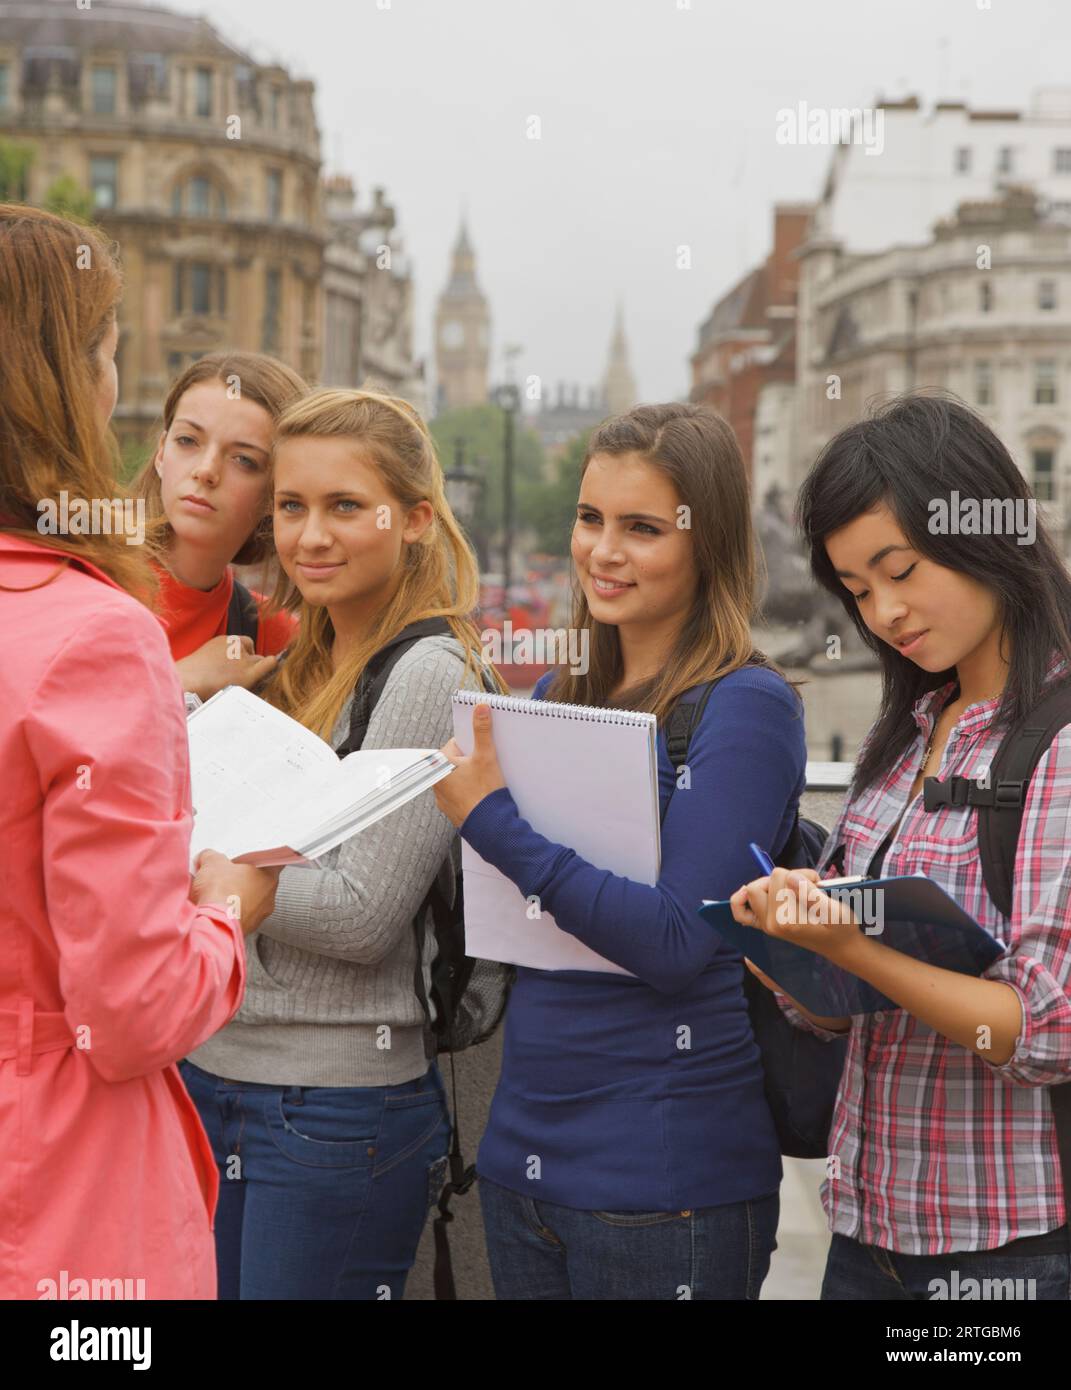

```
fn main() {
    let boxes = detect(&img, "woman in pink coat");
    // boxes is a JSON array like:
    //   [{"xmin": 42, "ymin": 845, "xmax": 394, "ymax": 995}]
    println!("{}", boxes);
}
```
[{"xmin": 0, "ymin": 205, "xmax": 279, "ymax": 1301}]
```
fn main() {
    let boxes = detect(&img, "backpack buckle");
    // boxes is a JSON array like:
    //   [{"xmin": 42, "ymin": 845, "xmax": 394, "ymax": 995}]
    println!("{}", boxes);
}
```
[
  {"xmin": 923, "ymin": 776, "xmax": 969, "ymax": 810},
  {"xmin": 994, "ymin": 779, "xmax": 1024, "ymax": 808}
]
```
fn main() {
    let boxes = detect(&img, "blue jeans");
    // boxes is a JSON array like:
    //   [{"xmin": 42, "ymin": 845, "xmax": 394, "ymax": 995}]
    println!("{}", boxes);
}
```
[
  {"xmin": 179, "ymin": 1059, "xmax": 450, "ymax": 1300},
  {"xmin": 822, "ymin": 1228, "xmax": 1071, "ymax": 1301},
  {"xmin": 478, "ymin": 1174, "xmax": 779, "ymax": 1300}
]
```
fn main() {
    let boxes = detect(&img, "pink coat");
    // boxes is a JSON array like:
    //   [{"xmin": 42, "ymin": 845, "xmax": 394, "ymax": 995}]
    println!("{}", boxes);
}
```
[{"xmin": 0, "ymin": 535, "xmax": 246, "ymax": 1300}]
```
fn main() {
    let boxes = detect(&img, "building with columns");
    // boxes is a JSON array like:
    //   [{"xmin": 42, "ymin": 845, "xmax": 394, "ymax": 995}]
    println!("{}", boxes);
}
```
[
  {"xmin": 0, "ymin": 0, "xmax": 324, "ymax": 444},
  {"xmin": 434, "ymin": 219, "xmax": 490, "ymax": 412},
  {"xmin": 321, "ymin": 174, "xmax": 422, "ymax": 409},
  {"xmin": 795, "ymin": 186, "xmax": 1071, "ymax": 543},
  {"xmin": 686, "ymin": 92, "xmax": 1071, "ymax": 537}
]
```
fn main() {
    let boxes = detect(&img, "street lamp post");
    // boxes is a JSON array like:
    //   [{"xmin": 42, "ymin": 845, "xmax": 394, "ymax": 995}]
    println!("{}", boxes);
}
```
[
  {"xmin": 494, "ymin": 382, "xmax": 520, "ymax": 613},
  {"xmin": 443, "ymin": 436, "xmax": 483, "ymax": 557}
]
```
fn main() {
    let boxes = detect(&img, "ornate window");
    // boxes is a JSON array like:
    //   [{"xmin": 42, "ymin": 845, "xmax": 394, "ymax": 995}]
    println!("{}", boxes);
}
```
[
  {"xmin": 91, "ymin": 67, "xmax": 116, "ymax": 115},
  {"xmin": 173, "ymin": 262, "xmax": 227, "ymax": 317},
  {"xmin": 171, "ymin": 173, "xmax": 227, "ymax": 218},
  {"xmin": 1033, "ymin": 448, "xmax": 1056, "ymax": 501},
  {"xmin": 89, "ymin": 155, "xmax": 118, "ymax": 210},
  {"xmin": 195, "ymin": 67, "xmax": 213, "ymax": 118},
  {"xmin": 1035, "ymin": 360, "xmax": 1058, "ymax": 406}
]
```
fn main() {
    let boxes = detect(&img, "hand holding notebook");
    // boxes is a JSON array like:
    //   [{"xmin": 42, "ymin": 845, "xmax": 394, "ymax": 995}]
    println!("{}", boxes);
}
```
[
  {"xmin": 700, "ymin": 873, "xmax": 1005, "ymax": 1015},
  {"xmin": 186, "ymin": 685, "xmax": 454, "ymax": 869},
  {"xmin": 451, "ymin": 690, "xmax": 661, "ymax": 972}
]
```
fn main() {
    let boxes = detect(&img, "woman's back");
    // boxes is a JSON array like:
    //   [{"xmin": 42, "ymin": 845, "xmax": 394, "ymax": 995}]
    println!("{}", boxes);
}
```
[{"xmin": 0, "ymin": 534, "xmax": 247, "ymax": 1300}]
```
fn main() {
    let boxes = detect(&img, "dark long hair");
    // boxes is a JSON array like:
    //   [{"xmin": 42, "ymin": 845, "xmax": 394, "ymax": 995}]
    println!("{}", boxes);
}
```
[{"xmin": 797, "ymin": 392, "xmax": 1071, "ymax": 794}]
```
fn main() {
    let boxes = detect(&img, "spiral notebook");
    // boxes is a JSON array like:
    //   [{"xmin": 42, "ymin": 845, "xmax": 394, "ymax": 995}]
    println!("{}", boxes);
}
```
[{"xmin": 451, "ymin": 690, "xmax": 660, "ymax": 973}]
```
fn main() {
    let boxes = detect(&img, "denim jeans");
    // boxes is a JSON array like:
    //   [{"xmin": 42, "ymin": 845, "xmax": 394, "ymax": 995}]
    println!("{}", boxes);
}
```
[
  {"xmin": 477, "ymin": 1173, "xmax": 779, "ymax": 1300},
  {"xmin": 179, "ymin": 1059, "xmax": 450, "ymax": 1300},
  {"xmin": 821, "ymin": 1228, "xmax": 1071, "ymax": 1301}
]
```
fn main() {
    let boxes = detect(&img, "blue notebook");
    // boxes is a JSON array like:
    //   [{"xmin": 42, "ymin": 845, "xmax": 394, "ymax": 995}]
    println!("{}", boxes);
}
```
[{"xmin": 699, "ymin": 874, "xmax": 1005, "ymax": 1016}]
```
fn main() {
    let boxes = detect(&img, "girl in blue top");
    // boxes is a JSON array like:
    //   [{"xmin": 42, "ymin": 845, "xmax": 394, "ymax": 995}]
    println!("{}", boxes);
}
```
[{"xmin": 434, "ymin": 402, "xmax": 807, "ymax": 1300}]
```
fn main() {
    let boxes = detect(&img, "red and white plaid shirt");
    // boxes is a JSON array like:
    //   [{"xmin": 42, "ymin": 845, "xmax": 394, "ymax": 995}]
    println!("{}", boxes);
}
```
[{"xmin": 781, "ymin": 662, "xmax": 1071, "ymax": 1254}]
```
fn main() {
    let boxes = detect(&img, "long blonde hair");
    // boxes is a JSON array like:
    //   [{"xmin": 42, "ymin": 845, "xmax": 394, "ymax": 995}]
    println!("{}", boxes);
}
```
[
  {"xmin": 263, "ymin": 388, "xmax": 506, "ymax": 738},
  {"xmin": 546, "ymin": 401, "xmax": 788, "ymax": 723},
  {"xmin": 0, "ymin": 204, "xmax": 156, "ymax": 599}
]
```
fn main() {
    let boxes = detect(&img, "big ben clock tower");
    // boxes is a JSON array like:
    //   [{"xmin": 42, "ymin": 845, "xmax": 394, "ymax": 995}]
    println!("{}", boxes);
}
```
[{"xmin": 434, "ymin": 218, "xmax": 491, "ymax": 412}]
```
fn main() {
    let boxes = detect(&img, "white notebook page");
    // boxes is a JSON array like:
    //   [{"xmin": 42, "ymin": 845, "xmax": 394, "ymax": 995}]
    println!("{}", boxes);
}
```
[
  {"xmin": 187, "ymin": 686, "xmax": 444, "ymax": 866},
  {"xmin": 452, "ymin": 691, "xmax": 660, "ymax": 973}
]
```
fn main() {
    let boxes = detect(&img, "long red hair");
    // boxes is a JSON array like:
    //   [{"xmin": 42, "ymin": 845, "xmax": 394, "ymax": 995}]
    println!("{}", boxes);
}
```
[{"xmin": 0, "ymin": 203, "xmax": 155, "ymax": 598}]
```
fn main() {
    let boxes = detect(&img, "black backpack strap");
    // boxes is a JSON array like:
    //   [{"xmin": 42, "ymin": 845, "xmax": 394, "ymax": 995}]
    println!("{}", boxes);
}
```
[
  {"xmin": 225, "ymin": 578, "xmax": 260, "ymax": 645},
  {"xmin": 1053, "ymin": 1085, "xmax": 1071, "ymax": 1221},
  {"xmin": 335, "ymin": 620, "xmax": 496, "ymax": 1300},
  {"xmin": 660, "ymin": 681, "xmax": 720, "ymax": 827},
  {"xmin": 425, "ymin": 661, "xmax": 499, "ymax": 1301},
  {"xmin": 975, "ymin": 679, "xmax": 1071, "ymax": 1215},
  {"xmin": 922, "ymin": 679, "xmax": 1071, "ymax": 918},
  {"xmin": 921, "ymin": 676, "xmax": 1071, "ymax": 1209},
  {"xmin": 335, "ymin": 617, "xmax": 455, "ymax": 759},
  {"xmin": 660, "ymin": 672, "xmax": 805, "ymax": 863},
  {"xmin": 977, "ymin": 679, "xmax": 1071, "ymax": 920}
]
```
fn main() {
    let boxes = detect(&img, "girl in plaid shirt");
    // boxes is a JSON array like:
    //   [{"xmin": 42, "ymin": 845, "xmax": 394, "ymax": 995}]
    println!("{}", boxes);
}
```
[{"xmin": 732, "ymin": 394, "xmax": 1071, "ymax": 1300}]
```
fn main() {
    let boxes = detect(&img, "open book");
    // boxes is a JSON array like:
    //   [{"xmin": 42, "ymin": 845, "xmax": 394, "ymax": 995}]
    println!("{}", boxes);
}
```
[{"xmin": 186, "ymin": 685, "xmax": 453, "ymax": 869}]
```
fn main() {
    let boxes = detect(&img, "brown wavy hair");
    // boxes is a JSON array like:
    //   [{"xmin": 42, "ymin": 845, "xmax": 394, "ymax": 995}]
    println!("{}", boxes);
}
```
[
  {"xmin": 546, "ymin": 401, "xmax": 788, "ymax": 723},
  {"xmin": 0, "ymin": 203, "xmax": 154, "ymax": 598},
  {"xmin": 262, "ymin": 387, "xmax": 506, "ymax": 739},
  {"xmin": 131, "ymin": 351, "xmax": 308, "ymax": 568}
]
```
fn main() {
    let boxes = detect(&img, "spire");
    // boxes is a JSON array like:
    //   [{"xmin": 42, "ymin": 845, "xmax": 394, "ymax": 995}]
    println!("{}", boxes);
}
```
[
  {"xmin": 603, "ymin": 300, "xmax": 637, "ymax": 416},
  {"xmin": 611, "ymin": 299, "xmax": 627, "ymax": 350},
  {"xmin": 444, "ymin": 212, "xmax": 480, "ymax": 298},
  {"xmin": 454, "ymin": 209, "xmax": 473, "ymax": 258}
]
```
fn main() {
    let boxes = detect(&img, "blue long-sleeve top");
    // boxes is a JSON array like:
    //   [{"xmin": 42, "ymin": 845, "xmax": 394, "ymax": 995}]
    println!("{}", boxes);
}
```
[{"xmin": 461, "ymin": 665, "xmax": 808, "ymax": 1212}]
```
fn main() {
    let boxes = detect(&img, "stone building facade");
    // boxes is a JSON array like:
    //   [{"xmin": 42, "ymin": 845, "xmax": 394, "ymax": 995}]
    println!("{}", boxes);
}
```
[
  {"xmin": 0, "ymin": 0, "xmax": 324, "ymax": 444},
  {"xmin": 795, "ymin": 187, "xmax": 1071, "ymax": 542},
  {"xmin": 322, "ymin": 174, "xmax": 422, "ymax": 410}
]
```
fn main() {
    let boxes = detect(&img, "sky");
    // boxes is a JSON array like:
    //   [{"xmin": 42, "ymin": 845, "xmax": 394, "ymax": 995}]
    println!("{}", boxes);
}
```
[{"xmin": 161, "ymin": 0, "xmax": 1071, "ymax": 405}]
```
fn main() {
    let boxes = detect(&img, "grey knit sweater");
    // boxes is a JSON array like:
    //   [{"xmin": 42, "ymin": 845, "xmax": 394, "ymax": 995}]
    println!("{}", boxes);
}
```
[{"xmin": 187, "ymin": 634, "xmax": 480, "ymax": 1087}]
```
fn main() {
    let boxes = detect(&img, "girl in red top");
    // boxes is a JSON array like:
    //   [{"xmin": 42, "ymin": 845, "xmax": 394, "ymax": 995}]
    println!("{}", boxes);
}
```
[{"xmin": 132, "ymin": 353, "xmax": 306, "ymax": 700}]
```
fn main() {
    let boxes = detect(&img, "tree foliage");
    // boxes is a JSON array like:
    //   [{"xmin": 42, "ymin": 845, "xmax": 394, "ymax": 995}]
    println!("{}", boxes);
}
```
[
  {"xmin": 0, "ymin": 138, "xmax": 34, "ymax": 202},
  {"xmin": 523, "ymin": 429, "xmax": 589, "ymax": 557},
  {"xmin": 43, "ymin": 174, "xmax": 95, "ymax": 224},
  {"xmin": 430, "ymin": 403, "xmax": 545, "ymax": 559}
]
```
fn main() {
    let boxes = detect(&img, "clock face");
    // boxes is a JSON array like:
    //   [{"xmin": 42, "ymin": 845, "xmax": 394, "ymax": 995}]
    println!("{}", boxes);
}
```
[{"xmin": 441, "ymin": 320, "xmax": 464, "ymax": 349}]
